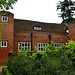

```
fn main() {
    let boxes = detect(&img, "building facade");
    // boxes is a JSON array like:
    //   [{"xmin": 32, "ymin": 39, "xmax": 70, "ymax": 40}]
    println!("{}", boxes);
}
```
[{"xmin": 0, "ymin": 12, "xmax": 75, "ymax": 65}]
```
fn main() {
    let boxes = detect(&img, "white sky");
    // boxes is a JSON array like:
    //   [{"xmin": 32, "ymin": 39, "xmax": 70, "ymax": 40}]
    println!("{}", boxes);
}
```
[{"xmin": 8, "ymin": 0, "xmax": 74, "ymax": 23}]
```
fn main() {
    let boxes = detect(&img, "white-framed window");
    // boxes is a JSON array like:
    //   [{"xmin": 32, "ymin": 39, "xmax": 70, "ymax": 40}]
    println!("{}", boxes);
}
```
[
  {"xmin": 2, "ymin": 16, "xmax": 8, "ymax": 22},
  {"xmin": 18, "ymin": 42, "xmax": 31, "ymax": 52},
  {"xmin": 54, "ymin": 43, "xmax": 64, "ymax": 48},
  {"xmin": 66, "ymin": 29, "xmax": 69, "ymax": 33},
  {"xmin": 34, "ymin": 26, "xmax": 41, "ymax": 30},
  {"xmin": 1, "ymin": 41, "xmax": 7, "ymax": 47},
  {"xmin": 38, "ymin": 43, "xmax": 48, "ymax": 51}
]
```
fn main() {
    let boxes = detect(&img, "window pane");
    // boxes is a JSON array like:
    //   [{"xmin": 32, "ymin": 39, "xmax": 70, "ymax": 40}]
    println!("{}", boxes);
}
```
[
  {"xmin": 28, "ymin": 47, "xmax": 30, "ymax": 49},
  {"xmin": 38, "ymin": 44, "xmax": 40, "ymax": 47},
  {"xmin": 4, "ymin": 42, "xmax": 6, "ymax": 46},
  {"xmin": 41, "ymin": 44, "xmax": 42, "ymax": 46},
  {"xmin": 5, "ymin": 17, "xmax": 7, "ymax": 21},
  {"xmin": 28, "ymin": 43, "xmax": 30, "ymax": 46},
  {"xmin": 44, "ymin": 49, "xmax": 45, "ymax": 51},
  {"xmin": 22, "ymin": 43, "xmax": 24, "ymax": 46},
  {"xmin": 41, "ymin": 48, "xmax": 43, "ymax": 51},
  {"xmin": 3, "ymin": 17, "xmax": 4, "ymax": 21},
  {"xmin": 34, "ymin": 26, "xmax": 41, "ymax": 30},
  {"xmin": 43, "ymin": 44, "xmax": 45, "ymax": 47},
  {"xmin": 46, "ymin": 44, "xmax": 48, "ymax": 46},
  {"xmin": 38, "ymin": 48, "xmax": 40, "ymax": 50},
  {"xmin": 25, "ymin": 43, "xmax": 27, "ymax": 46},
  {"xmin": 55, "ymin": 43, "xmax": 56, "ymax": 47},
  {"xmin": 19, "ymin": 46, "xmax": 21, "ymax": 50},
  {"xmin": 25, "ymin": 48, "xmax": 27, "ymax": 50},
  {"xmin": 34, "ymin": 27, "xmax": 36, "ymax": 29},
  {"xmin": 57, "ymin": 44, "xmax": 59, "ymax": 47},
  {"xmin": 1, "ymin": 42, "xmax": 3, "ymax": 46},
  {"xmin": 19, "ymin": 43, "xmax": 21, "ymax": 46}
]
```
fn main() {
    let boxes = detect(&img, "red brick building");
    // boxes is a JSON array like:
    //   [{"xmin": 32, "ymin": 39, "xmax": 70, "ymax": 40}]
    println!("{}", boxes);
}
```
[{"xmin": 0, "ymin": 12, "xmax": 75, "ymax": 65}]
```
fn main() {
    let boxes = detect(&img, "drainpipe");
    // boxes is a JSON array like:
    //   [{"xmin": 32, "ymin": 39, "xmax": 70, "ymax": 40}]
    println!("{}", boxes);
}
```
[
  {"xmin": 49, "ymin": 35, "xmax": 51, "ymax": 44},
  {"xmin": 31, "ymin": 33, "xmax": 33, "ymax": 56}
]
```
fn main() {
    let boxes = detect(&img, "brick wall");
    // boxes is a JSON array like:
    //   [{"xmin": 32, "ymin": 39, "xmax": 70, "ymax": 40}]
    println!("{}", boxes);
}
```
[
  {"xmin": 51, "ymin": 32, "xmax": 68, "ymax": 44},
  {"xmin": 0, "ymin": 12, "xmax": 14, "ymax": 62},
  {"xmin": 14, "ymin": 29, "xmax": 68, "ymax": 55},
  {"xmin": 0, "ymin": 12, "xmax": 70, "ymax": 65},
  {"xmin": 68, "ymin": 22, "xmax": 75, "ymax": 41}
]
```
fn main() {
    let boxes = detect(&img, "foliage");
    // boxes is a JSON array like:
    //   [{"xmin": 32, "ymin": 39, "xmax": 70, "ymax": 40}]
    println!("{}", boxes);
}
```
[
  {"xmin": 0, "ymin": 23, "xmax": 4, "ymax": 29},
  {"xmin": 43, "ymin": 41, "xmax": 55, "ymax": 51},
  {"xmin": 57, "ymin": 0, "xmax": 75, "ymax": 23},
  {"xmin": 7, "ymin": 53, "xmax": 32, "ymax": 75},
  {"xmin": 34, "ymin": 45, "xmax": 38, "ymax": 52},
  {"xmin": 7, "ymin": 40, "xmax": 75, "ymax": 75},
  {"xmin": 18, "ymin": 47, "xmax": 32, "ymax": 53},
  {"xmin": 7, "ymin": 52, "xmax": 60, "ymax": 75},
  {"xmin": 0, "ymin": 23, "xmax": 4, "ymax": 42},
  {"xmin": 0, "ymin": 0, "xmax": 17, "ymax": 13},
  {"xmin": 65, "ymin": 39, "xmax": 75, "ymax": 67},
  {"xmin": 2, "ymin": 68, "xmax": 12, "ymax": 75}
]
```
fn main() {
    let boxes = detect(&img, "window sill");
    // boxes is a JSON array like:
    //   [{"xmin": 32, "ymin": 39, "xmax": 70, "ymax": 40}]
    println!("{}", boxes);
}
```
[
  {"xmin": 2, "ymin": 21, "xmax": 8, "ymax": 22},
  {"xmin": 1, "ymin": 46, "xmax": 7, "ymax": 47}
]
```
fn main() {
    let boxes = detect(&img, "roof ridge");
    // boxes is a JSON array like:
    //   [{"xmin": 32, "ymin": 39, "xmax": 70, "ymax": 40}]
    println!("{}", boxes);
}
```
[{"xmin": 14, "ymin": 19, "xmax": 61, "ymax": 25}]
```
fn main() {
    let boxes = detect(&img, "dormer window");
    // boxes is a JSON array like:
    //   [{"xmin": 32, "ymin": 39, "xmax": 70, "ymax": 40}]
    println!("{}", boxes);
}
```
[
  {"xmin": 66, "ymin": 29, "xmax": 69, "ymax": 33},
  {"xmin": 33, "ymin": 26, "xmax": 41, "ymax": 30},
  {"xmin": 2, "ymin": 16, "xmax": 8, "ymax": 22}
]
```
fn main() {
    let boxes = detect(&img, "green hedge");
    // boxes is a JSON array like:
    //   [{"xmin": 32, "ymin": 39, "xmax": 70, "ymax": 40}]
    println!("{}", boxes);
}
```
[
  {"xmin": 6, "ymin": 40, "xmax": 75, "ymax": 75},
  {"xmin": 2, "ymin": 68, "xmax": 12, "ymax": 75}
]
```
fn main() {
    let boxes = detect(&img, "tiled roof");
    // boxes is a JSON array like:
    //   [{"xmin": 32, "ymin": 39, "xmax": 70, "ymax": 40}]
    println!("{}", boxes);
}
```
[{"xmin": 14, "ymin": 19, "xmax": 68, "ymax": 33}]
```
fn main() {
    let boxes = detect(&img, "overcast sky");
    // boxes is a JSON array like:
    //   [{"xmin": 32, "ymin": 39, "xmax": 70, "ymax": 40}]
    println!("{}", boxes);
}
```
[{"xmin": 8, "ymin": 0, "xmax": 74, "ymax": 23}]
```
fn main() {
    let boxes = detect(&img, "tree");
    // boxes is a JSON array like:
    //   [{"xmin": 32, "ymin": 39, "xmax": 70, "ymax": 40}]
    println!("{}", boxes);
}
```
[
  {"xmin": 0, "ymin": 0, "xmax": 17, "ymax": 14},
  {"xmin": 57, "ymin": 0, "xmax": 75, "ymax": 23},
  {"xmin": 0, "ymin": 0, "xmax": 18, "ymax": 41}
]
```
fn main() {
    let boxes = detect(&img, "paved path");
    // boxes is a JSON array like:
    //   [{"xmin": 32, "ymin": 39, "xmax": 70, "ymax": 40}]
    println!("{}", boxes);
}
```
[
  {"xmin": 0, "ymin": 72, "xmax": 3, "ymax": 75},
  {"xmin": 0, "ymin": 66, "xmax": 7, "ymax": 75}
]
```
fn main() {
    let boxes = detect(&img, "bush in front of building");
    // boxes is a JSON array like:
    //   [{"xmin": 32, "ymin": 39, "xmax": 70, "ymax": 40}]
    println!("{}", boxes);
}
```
[
  {"xmin": 7, "ymin": 40, "xmax": 75, "ymax": 75},
  {"xmin": 7, "ymin": 52, "xmax": 61, "ymax": 75},
  {"xmin": 2, "ymin": 68, "xmax": 12, "ymax": 75},
  {"xmin": 44, "ymin": 40, "xmax": 75, "ymax": 74}
]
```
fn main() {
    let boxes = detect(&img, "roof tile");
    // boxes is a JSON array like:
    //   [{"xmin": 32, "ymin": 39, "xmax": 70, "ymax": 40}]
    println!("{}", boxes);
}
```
[{"xmin": 14, "ymin": 19, "xmax": 68, "ymax": 33}]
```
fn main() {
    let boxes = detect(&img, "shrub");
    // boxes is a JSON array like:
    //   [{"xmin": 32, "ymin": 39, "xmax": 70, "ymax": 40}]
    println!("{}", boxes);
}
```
[
  {"xmin": 2, "ymin": 68, "xmax": 12, "ymax": 75},
  {"xmin": 7, "ymin": 52, "xmax": 61, "ymax": 75},
  {"xmin": 7, "ymin": 52, "xmax": 32, "ymax": 75},
  {"xmin": 7, "ymin": 40, "xmax": 75, "ymax": 75}
]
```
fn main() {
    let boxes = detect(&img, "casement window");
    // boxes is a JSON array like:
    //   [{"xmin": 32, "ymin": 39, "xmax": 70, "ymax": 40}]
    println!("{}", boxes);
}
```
[
  {"xmin": 38, "ymin": 43, "xmax": 48, "ymax": 51},
  {"xmin": 1, "ymin": 41, "xmax": 7, "ymax": 47},
  {"xmin": 18, "ymin": 42, "xmax": 31, "ymax": 51},
  {"xmin": 2, "ymin": 16, "xmax": 8, "ymax": 22},
  {"xmin": 33, "ymin": 26, "xmax": 41, "ymax": 30},
  {"xmin": 55, "ymin": 43, "xmax": 64, "ymax": 48}
]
